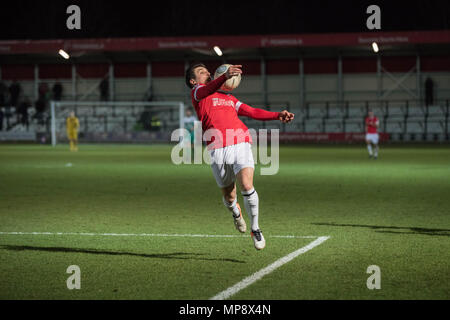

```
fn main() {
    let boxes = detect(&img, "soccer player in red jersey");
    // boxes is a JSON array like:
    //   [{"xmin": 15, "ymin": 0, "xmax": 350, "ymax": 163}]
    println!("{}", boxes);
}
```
[
  {"xmin": 185, "ymin": 62, "xmax": 294, "ymax": 250},
  {"xmin": 365, "ymin": 110, "xmax": 380, "ymax": 159}
]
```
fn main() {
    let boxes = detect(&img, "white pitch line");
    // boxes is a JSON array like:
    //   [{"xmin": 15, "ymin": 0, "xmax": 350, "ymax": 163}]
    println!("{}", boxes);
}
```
[
  {"xmin": 0, "ymin": 231, "xmax": 317, "ymax": 239},
  {"xmin": 209, "ymin": 236, "xmax": 330, "ymax": 300}
]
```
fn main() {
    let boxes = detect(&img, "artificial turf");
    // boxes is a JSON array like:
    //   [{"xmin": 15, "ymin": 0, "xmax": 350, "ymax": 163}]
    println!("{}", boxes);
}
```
[{"xmin": 0, "ymin": 143, "xmax": 449, "ymax": 299}]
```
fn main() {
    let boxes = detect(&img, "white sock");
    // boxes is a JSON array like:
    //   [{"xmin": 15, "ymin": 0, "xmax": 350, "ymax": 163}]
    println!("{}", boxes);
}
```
[
  {"xmin": 222, "ymin": 197, "xmax": 240, "ymax": 218},
  {"xmin": 241, "ymin": 188, "xmax": 259, "ymax": 231},
  {"xmin": 374, "ymin": 145, "xmax": 379, "ymax": 157},
  {"xmin": 367, "ymin": 144, "xmax": 373, "ymax": 156}
]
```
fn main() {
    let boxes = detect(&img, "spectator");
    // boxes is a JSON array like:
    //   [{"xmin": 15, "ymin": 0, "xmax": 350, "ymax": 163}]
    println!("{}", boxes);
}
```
[
  {"xmin": 100, "ymin": 77, "xmax": 109, "ymax": 101},
  {"xmin": 0, "ymin": 107, "xmax": 3, "ymax": 131},
  {"xmin": 3, "ymin": 106, "xmax": 14, "ymax": 130},
  {"xmin": 17, "ymin": 97, "xmax": 31, "ymax": 128},
  {"xmin": 146, "ymin": 85, "xmax": 155, "ymax": 102},
  {"xmin": 33, "ymin": 98, "xmax": 47, "ymax": 124},
  {"xmin": 138, "ymin": 110, "xmax": 152, "ymax": 131},
  {"xmin": 0, "ymin": 81, "xmax": 5, "ymax": 130},
  {"xmin": 53, "ymin": 81, "xmax": 63, "ymax": 101},
  {"xmin": 39, "ymin": 82, "xmax": 50, "ymax": 101},
  {"xmin": 425, "ymin": 77, "xmax": 434, "ymax": 107},
  {"xmin": 9, "ymin": 80, "xmax": 21, "ymax": 107},
  {"xmin": 0, "ymin": 81, "xmax": 7, "ymax": 106}
]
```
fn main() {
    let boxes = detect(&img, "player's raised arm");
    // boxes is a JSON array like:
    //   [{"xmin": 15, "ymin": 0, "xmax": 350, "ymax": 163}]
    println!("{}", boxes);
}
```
[
  {"xmin": 186, "ymin": 63, "xmax": 243, "ymax": 101},
  {"xmin": 225, "ymin": 65, "xmax": 243, "ymax": 79},
  {"xmin": 194, "ymin": 65, "xmax": 242, "ymax": 101}
]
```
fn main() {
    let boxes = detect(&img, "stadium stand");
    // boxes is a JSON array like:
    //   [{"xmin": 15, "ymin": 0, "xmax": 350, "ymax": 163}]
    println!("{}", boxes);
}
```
[{"xmin": 0, "ymin": 32, "xmax": 449, "ymax": 143}]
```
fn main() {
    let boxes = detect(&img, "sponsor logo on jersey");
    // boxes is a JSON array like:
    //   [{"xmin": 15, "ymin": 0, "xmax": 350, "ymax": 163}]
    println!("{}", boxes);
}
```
[{"xmin": 212, "ymin": 98, "xmax": 235, "ymax": 108}]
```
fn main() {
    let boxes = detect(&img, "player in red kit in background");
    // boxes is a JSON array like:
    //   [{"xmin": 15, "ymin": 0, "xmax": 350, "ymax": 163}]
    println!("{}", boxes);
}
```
[
  {"xmin": 365, "ymin": 110, "xmax": 380, "ymax": 159},
  {"xmin": 185, "ymin": 62, "xmax": 294, "ymax": 250}
]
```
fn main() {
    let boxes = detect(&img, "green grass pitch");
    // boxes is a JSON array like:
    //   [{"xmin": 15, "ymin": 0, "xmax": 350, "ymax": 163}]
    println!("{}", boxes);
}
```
[{"xmin": 0, "ymin": 143, "xmax": 449, "ymax": 300}]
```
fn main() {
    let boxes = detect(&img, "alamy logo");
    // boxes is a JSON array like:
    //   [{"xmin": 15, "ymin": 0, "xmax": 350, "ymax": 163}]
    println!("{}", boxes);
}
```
[
  {"xmin": 66, "ymin": 265, "xmax": 81, "ymax": 289},
  {"xmin": 170, "ymin": 122, "xmax": 280, "ymax": 175},
  {"xmin": 366, "ymin": 5, "xmax": 381, "ymax": 30},
  {"xmin": 66, "ymin": 5, "xmax": 81, "ymax": 30},
  {"xmin": 366, "ymin": 265, "xmax": 381, "ymax": 289}
]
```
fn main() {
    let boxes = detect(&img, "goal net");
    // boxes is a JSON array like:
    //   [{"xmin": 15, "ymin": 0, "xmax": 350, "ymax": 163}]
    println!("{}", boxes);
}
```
[{"xmin": 50, "ymin": 101, "xmax": 186, "ymax": 146}]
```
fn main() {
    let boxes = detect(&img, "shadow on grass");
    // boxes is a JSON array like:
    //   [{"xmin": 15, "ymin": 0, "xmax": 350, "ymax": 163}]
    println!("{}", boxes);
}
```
[
  {"xmin": 0, "ymin": 245, "xmax": 246, "ymax": 263},
  {"xmin": 311, "ymin": 223, "xmax": 450, "ymax": 237}
]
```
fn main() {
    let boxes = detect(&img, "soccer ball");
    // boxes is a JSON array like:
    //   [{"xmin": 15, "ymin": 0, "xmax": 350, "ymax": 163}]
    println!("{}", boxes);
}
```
[{"xmin": 214, "ymin": 64, "xmax": 241, "ymax": 91}]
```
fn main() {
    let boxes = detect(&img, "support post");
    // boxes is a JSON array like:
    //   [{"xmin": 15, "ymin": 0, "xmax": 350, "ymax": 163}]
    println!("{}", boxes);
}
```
[
  {"xmin": 147, "ymin": 61, "xmax": 152, "ymax": 100},
  {"xmin": 299, "ymin": 56, "xmax": 305, "ymax": 108},
  {"xmin": 72, "ymin": 64, "xmax": 77, "ymax": 100},
  {"xmin": 337, "ymin": 55, "xmax": 343, "ymax": 106},
  {"xmin": 109, "ymin": 63, "xmax": 114, "ymax": 101},
  {"xmin": 51, "ymin": 100, "xmax": 56, "ymax": 147},
  {"xmin": 34, "ymin": 64, "xmax": 39, "ymax": 101},
  {"xmin": 416, "ymin": 54, "xmax": 422, "ymax": 107}
]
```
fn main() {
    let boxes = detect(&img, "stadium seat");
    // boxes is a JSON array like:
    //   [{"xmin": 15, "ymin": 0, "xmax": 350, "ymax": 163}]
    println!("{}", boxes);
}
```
[
  {"xmin": 106, "ymin": 116, "xmax": 126, "ymax": 133},
  {"xmin": 293, "ymin": 108, "xmax": 307, "ymax": 122},
  {"xmin": 387, "ymin": 104, "xmax": 406, "ymax": 117},
  {"xmin": 87, "ymin": 120, "xmax": 107, "ymax": 133},
  {"xmin": 427, "ymin": 105, "xmax": 445, "ymax": 117},
  {"xmin": 114, "ymin": 106, "xmax": 131, "ymax": 116},
  {"xmin": 426, "ymin": 118, "xmax": 445, "ymax": 134},
  {"xmin": 285, "ymin": 121, "xmax": 303, "ymax": 132},
  {"xmin": 402, "ymin": 133, "xmax": 414, "ymax": 141},
  {"xmin": 347, "ymin": 105, "xmax": 366, "ymax": 119},
  {"xmin": 390, "ymin": 133, "xmax": 402, "ymax": 141},
  {"xmin": 76, "ymin": 106, "xmax": 94, "ymax": 116},
  {"xmin": 385, "ymin": 119, "xmax": 405, "ymax": 133},
  {"xmin": 165, "ymin": 120, "xmax": 181, "ymax": 132},
  {"xmin": 94, "ymin": 106, "xmax": 114, "ymax": 117},
  {"xmin": 262, "ymin": 121, "xmax": 283, "ymax": 131},
  {"xmin": 344, "ymin": 119, "xmax": 364, "ymax": 132},
  {"xmin": 328, "ymin": 105, "xmax": 345, "ymax": 118},
  {"xmin": 425, "ymin": 133, "xmax": 438, "ymax": 141},
  {"xmin": 406, "ymin": 117, "xmax": 425, "ymax": 134},
  {"xmin": 324, "ymin": 119, "xmax": 344, "ymax": 133},
  {"xmin": 304, "ymin": 119, "xmax": 323, "ymax": 132},
  {"xmin": 408, "ymin": 106, "xmax": 426, "ymax": 117},
  {"xmin": 307, "ymin": 104, "xmax": 327, "ymax": 119},
  {"xmin": 370, "ymin": 105, "xmax": 386, "ymax": 118},
  {"xmin": 58, "ymin": 107, "xmax": 71, "ymax": 118}
]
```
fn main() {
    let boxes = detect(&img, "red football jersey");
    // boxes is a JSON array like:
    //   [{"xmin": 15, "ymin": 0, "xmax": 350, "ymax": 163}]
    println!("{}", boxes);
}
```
[
  {"xmin": 191, "ymin": 75, "xmax": 279, "ymax": 149},
  {"xmin": 365, "ymin": 116, "xmax": 379, "ymax": 134}
]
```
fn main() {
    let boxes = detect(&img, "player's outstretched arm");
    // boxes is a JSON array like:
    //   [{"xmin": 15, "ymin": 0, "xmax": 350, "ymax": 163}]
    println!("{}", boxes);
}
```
[
  {"xmin": 194, "ymin": 65, "xmax": 242, "ymax": 101},
  {"xmin": 237, "ymin": 103, "xmax": 294, "ymax": 123}
]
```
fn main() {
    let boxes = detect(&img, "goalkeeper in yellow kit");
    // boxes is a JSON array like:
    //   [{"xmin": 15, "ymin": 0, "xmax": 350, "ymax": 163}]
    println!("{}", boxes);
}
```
[{"xmin": 66, "ymin": 111, "xmax": 80, "ymax": 151}]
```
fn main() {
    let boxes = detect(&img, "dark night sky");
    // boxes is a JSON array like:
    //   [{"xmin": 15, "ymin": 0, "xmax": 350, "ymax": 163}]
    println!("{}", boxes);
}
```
[{"xmin": 1, "ymin": 0, "xmax": 449, "ymax": 40}]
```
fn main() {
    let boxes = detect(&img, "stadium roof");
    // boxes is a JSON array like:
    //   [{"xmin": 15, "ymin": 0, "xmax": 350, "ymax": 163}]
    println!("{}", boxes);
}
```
[
  {"xmin": 1, "ymin": 1, "xmax": 449, "ymax": 40},
  {"xmin": 1, "ymin": 30, "xmax": 449, "ymax": 54},
  {"xmin": 0, "ymin": 30, "xmax": 449, "ymax": 65}
]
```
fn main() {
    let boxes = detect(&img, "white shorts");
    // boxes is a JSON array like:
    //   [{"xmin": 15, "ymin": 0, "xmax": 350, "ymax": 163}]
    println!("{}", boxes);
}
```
[
  {"xmin": 366, "ymin": 133, "xmax": 379, "ymax": 144},
  {"xmin": 210, "ymin": 142, "xmax": 255, "ymax": 188}
]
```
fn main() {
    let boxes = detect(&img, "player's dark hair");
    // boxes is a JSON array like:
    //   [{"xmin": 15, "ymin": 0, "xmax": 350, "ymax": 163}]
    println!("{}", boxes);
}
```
[{"xmin": 185, "ymin": 62, "xmax": 206, "ymax": 89}]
